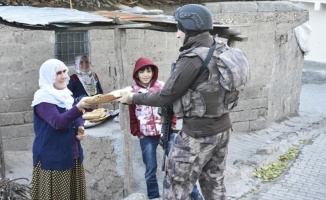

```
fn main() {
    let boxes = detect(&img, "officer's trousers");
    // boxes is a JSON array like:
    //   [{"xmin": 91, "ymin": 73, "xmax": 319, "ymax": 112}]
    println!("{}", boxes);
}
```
[{"xmin": 163, "ymin": 130, "xmax": 230, "ymax": 200}]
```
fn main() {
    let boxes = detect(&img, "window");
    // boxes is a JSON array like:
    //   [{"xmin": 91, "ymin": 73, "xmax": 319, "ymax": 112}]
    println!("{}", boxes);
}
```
[{"xmin": 55, "ymin": 31, "xmax": 89, "ymax": 65}]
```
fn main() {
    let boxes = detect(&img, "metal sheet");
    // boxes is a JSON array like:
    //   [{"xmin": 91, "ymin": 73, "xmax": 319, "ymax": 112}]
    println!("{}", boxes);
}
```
[
  {"xmin": 0, "ymin": 5, "xmax": 113, "ymax": 27},
  {"xmin": 0, "ymin": 5, "xmax": 248, "ymax": 41}
]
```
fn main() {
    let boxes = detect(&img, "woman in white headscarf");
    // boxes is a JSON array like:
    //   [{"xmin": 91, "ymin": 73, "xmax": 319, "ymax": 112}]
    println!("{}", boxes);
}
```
[
  {"xmin": 68, "ymin": 55, "xmax": 103, "ymax": 104},
  {"xmin": 31, "ymin": 59, "xmax": 90, "ymax": 200}
]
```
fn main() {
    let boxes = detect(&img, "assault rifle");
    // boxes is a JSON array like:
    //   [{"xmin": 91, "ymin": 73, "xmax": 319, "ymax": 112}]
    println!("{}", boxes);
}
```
[
  {"xmin": 159, "ymin": 62, "xmax": 176, "ymax": 172},
  {"xmin": 158, "ymin": 104, "xmax": 174, "ymax": 172}
]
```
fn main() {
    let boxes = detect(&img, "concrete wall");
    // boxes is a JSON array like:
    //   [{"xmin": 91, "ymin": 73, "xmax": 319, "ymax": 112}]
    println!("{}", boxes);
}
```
[
  {"xmin": 0, "ymin": 27, "xmax": 54, "ymax": 151},
  {"xmin": 0, "ymin": 1, "xmax": 308, "ymax": 148},
  {"xmin": 208, "ymin": 1, "xmax": 308, "ymax": 130},
  {"xmin": 0, "ymin": 26, "xmax": 179, "ymax": 151},
  {"xmin": 0, "ymin": 1, "xmax": 310, "ymax": 199}
]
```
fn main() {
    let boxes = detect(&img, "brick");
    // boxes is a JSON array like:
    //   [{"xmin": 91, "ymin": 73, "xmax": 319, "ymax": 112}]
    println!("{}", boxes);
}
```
[
  {"xmin": 3, "ymin": 136, "xmax": 34, "ymax": 151},
  {"xmin": 0, "ymin": 113, "xmax": 25, "ymax": 126},
  {"xmin": 250, "ymin": 118, "xmax": 268, "ymax": 130},
  {"xmin": 0, "ymin": 99, "xmax": 33, "ymax": 113},
  {"xmin": 219, "ymin": 2, "xmax": 258, "ymax": 13},
  {"xmin": 204, "ymin": 3, "xmax": 222, "ymax": 14},
  {"xmin": 1, "ymin": 124, "xmax": 34, "ymax": 140},
  {"xmin": 232, "ymin": 121, "xmax": 250, "ymax": 131}
]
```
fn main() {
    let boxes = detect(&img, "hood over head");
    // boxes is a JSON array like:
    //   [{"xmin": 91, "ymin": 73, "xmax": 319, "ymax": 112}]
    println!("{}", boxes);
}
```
[{"xmin": 133, "ymin": 57, "xmax": 159, "ymax": 88}]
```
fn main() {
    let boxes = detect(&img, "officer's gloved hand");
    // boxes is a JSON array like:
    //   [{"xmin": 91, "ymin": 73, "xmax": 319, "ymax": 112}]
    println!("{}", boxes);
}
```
[{"xmin": 116, "ymin": 86, "xmax": 133, "ymax": 104}]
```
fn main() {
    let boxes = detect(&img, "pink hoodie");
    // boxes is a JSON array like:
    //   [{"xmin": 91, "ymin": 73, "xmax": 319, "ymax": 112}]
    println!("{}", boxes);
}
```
[{"xmin": 128, "ymin": 57, "xmax": 176, "ymax": 138}]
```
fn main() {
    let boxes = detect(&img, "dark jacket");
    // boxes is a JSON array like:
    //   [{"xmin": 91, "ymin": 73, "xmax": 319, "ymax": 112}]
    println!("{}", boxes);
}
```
[
  {"xmin": 68, "ymin": 73, "xmax": 103, "ymax": 99},
  {"xmin": 32, "ymin": 103, "xmax": 84, "ymax": 170},
  {"xmin": 132, "ymin": 32, "xmax": 231, "ymax": 137}
]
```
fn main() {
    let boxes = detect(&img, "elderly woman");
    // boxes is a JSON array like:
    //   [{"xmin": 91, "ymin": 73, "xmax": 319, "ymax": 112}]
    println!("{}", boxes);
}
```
[
  {"xmin": 68, "ymin": 55, "xmax": 103, "ymax": 102},
  {"xmin": 31, "ymin": 59, "xmax": 91, "ymax": 200}
]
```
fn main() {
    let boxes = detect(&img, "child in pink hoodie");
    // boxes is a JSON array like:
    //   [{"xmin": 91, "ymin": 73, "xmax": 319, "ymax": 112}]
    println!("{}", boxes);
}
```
[
  {"xmin": 128, "ymin": 57, "xmax": 203, "ymax": 200},
  {"xmin": 129, "ymin": 57, "xmax": 176, "ymax": 199}
]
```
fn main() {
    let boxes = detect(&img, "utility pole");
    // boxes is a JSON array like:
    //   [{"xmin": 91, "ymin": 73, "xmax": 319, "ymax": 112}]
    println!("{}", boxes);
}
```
[{"xmin": 114, "ymin": 27, "xmax": 132, "ymax": 197}]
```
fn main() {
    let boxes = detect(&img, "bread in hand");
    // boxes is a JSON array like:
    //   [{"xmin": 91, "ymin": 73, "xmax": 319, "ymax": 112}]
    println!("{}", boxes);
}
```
[
  {"xmin": 84, "ymin": 87, "xmax": 133, "ymax": 104},
  {"xmin": 84, "ymin": 93, "xmax": 120, "ymax": 104}
]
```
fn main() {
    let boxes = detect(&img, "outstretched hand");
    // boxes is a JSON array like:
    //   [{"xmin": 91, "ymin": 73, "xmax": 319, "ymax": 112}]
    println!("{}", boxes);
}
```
[
  {"xmin": 114, "ymin": 86, "xmax": 134, "ymax": 104},
  {"xmin": 76, "ymin": 97, "xmax": 92, "ymax": 113},
  {"xmin": 76, "ymin": 126, "xmax": 86, "ymax": 141}
]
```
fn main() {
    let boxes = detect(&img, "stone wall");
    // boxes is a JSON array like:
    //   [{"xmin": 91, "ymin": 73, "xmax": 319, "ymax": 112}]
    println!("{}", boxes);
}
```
[
  {"xmin": 0, "ymin": 26, "xmax": 54, "ymax": 151},
  {"xmin": 0, "ymin": 1, "xmax": 309, "ymax": 151},
  {"xmin": 0, "ymin": 26, "xmax": 179, "ymax": 151},
  {"xmin": 0, "ymin": 2, "xmax": 309, "ymax": 150},
  {"xmin": 82, "ymin": 122, "xmax": 125, "ymax": 200},
  {"xmin": 206, "ymin": 1, "xmax": 309, "ymax": 130},
  {"xmin": 0, "ymin": 1, "xmax": 309, "ymax": 199}
]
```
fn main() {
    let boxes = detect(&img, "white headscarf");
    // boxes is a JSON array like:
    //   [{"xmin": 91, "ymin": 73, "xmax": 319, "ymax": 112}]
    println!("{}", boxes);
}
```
[
  {"xmin": 31, "ymin": 59, "xmax": 74, "ymax": 109},
  {"xmin": 74, "ymin": 55, "xmax": 98, "ymax": 96}
]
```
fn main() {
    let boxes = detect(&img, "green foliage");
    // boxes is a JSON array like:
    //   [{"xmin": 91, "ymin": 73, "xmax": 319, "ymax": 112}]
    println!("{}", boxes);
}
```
[{"xmin": 253, "ymin": 146, "xmax": 299, "ymax": 181}]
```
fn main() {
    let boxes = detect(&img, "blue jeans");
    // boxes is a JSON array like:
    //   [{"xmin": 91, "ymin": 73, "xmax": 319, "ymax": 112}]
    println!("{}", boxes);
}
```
[
  {"xmin": 167, "ymin": 133, "xmax": 201, "ymax": 197},
  {"xmin": 140, "ymin": 136, "xmax": 160, "ymax": 199}
]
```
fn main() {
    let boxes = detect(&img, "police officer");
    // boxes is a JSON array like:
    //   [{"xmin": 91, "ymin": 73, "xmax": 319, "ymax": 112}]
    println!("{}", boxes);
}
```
[{"xmin": 118, "ymin": 4, "xmax": 232, "ymax": 200}]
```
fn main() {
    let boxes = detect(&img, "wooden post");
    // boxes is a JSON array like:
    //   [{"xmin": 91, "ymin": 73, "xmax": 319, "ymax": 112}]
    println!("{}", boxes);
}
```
[
  {"xmin": 227, "ymin": 39, "xmax": 236, "ymax": 48},
  {"xmin": 114, "ymin": 28, "xmax": 133, "ymax": 197},
  {"xmin": 0, "ymin": 128, "xmax": 5, "ymax": 179}
]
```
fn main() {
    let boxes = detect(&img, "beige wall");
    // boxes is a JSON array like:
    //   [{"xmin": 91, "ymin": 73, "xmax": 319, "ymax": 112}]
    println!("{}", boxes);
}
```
[
  {"xmin": 0, "ymin": 1, "xmax": 308, "ymax": 149},
  {"xmin": 0, "ymin": 2, "xmax": 310, "ymax": 199}
]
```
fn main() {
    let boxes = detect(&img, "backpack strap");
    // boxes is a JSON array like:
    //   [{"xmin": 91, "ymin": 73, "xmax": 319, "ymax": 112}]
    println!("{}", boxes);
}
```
[
  {"xmin": 194, "ymin": 42, "xmax": 217, "ymax": 80},
  {"xmin": 202, "ymin": 42, "xmax": 217, "ymax": 69}
]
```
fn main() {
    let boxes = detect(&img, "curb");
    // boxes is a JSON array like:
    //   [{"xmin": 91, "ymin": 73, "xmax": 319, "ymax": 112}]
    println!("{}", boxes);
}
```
[{"xmin": 302, "ymin": 60, "xmax": 326, "ymax": 84}]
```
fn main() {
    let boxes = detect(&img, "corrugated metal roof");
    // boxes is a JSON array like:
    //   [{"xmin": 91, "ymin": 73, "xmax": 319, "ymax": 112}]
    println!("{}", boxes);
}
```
[
  {"xmin": 0, "ymin": 5, "xmax": 114, "ymax": 29},
  {"xmin": 0, "ymin": 5, "xmax": 248, "ymax": 42}
]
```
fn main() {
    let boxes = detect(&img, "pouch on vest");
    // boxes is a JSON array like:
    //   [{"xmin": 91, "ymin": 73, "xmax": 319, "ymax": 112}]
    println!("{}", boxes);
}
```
[
  {"xmin": 173, "ymin": 39, "xmax": 250, "ymax": 118},
  {"xmin": 199, "ymin": 40, "xmax": 250, "ymax": 109},
  {"xmin": 217, "ymin": 47, "xmax": 250, "ymax": 91},
  {"xmin": 173, "ymin": 89, "xmax": 206, "ymax": 117}
]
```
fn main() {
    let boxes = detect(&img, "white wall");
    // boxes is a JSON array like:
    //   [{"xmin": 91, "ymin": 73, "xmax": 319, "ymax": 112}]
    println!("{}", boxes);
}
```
[{"xmin": 300, "ymin": 6, "xmax": 326, "ymax": 63}]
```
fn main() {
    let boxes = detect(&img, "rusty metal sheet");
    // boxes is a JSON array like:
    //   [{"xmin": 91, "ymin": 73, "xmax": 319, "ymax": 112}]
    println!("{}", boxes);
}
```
[
  {"xmin": 94, "ymin": 10, "xmax": 175, "ymax": 23},
  {"xmin": 0, "ymin": 4, "xmax": 248, "ymax": 41},
  {"xmin": 0, "ymin": 5, "xmax": 114, "ymax": 29},
  {"xmin": 93, "ymin": 9, "xmax": 245, "ymax": 30}
]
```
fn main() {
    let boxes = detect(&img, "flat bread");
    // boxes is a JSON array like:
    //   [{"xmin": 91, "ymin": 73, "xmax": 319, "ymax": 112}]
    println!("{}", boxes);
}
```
[
  {"xmin": 82, "ymin": 108, "xmax": 106, "ymax": 120},
  {"xmin": 84, "ymin": 87, "xmax": 133, "ymax": 105},
  {"xmin": 84, "ymin": 93, "xmax": 120, "ymax": 104},
  {"xmin": 87, "ymin": 115, "xmax": 109, "ymax": 122}
]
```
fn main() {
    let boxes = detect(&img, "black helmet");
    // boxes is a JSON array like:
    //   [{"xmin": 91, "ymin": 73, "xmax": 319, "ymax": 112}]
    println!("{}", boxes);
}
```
[{"xmin": 174, "ymin": 4, "xmax": 213, "ymax": 32}]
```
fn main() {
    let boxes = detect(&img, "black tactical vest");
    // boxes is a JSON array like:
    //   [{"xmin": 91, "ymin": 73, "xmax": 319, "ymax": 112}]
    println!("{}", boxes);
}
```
[{"xmin": 173, "ymin": 40, "xmax": 231, "ymax": 118}]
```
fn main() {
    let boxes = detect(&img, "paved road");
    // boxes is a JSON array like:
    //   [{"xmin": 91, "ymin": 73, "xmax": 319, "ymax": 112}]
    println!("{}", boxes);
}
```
[
  {"xmin": 236, "ymin": 80, "xmax": 326, "ymax": 199},
  {"xmin": 240, "ymin": 129, "xmax": 326, "ymax": 200}
]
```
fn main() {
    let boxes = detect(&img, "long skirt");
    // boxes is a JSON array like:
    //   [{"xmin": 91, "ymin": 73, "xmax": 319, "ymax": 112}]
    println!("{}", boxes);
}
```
[{"xmin": 31, "ymin": 159, "xmax": 87, "ymax": 200}]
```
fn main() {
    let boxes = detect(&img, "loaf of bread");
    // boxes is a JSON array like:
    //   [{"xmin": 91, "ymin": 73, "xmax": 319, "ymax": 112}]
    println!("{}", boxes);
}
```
[
  {"xmin": 82, "ymin": 108, "xmax": 106, "ymax": 120},
  {"xmin": 84, "ymin": 87, "xmax": 132, "ymax": 105},
  {"xmin": 84, "ymin": 93, "xmax": 120, "ymax": 104}
]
